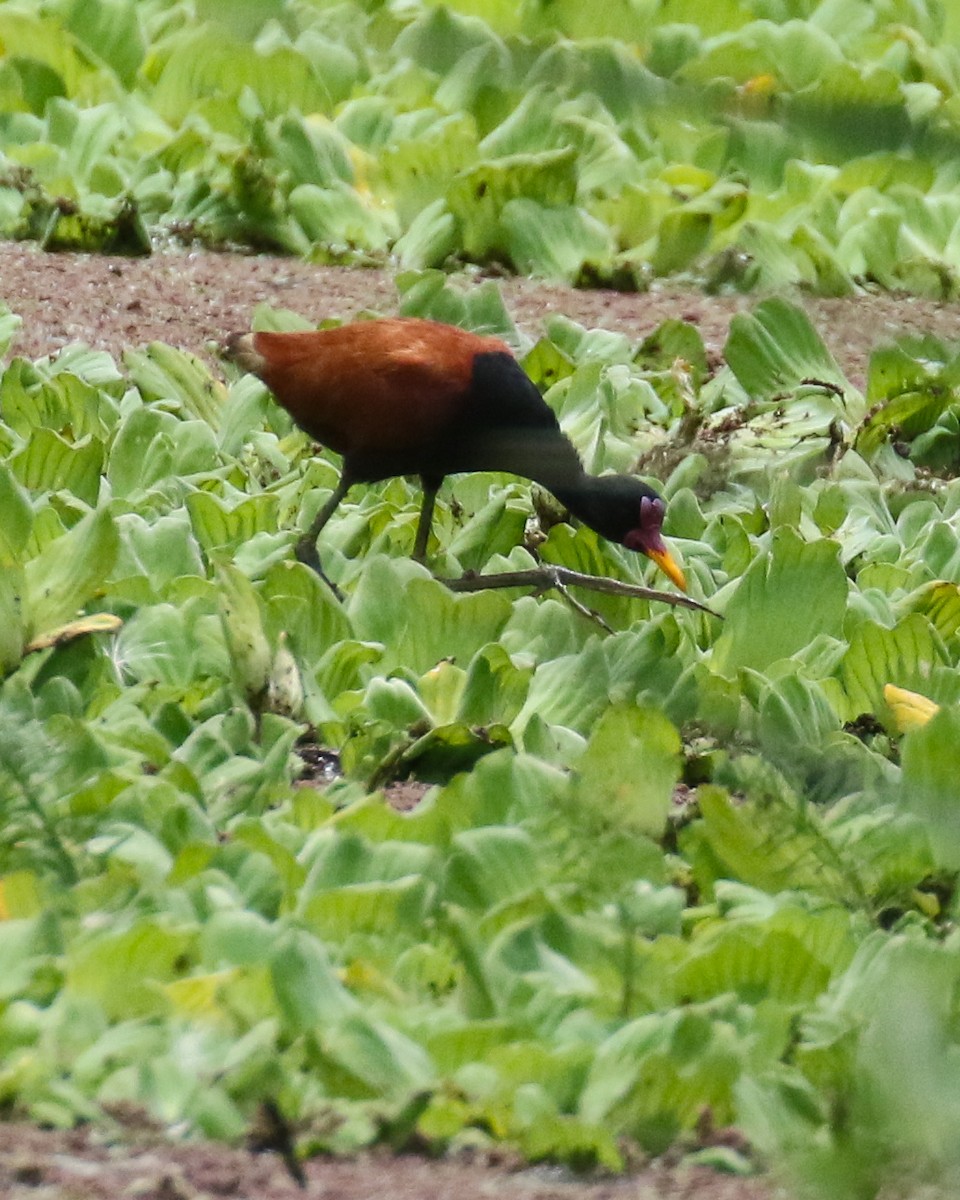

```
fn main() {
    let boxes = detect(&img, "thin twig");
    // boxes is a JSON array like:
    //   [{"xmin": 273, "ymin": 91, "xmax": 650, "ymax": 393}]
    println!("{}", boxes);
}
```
[
  {"xmin": 551, "ymin": 576, "xmax": 614, "ymax": 634},
  {"xmin": 438, "ymin": 566, "xmax": 721, "ymax": 617},
  {"xmin": 800, "ymin": 377, "xmax": 846, "ymax": 399}
]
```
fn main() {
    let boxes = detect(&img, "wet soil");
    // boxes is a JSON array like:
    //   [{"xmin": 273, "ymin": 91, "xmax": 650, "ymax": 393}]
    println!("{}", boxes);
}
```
[
  {"xmin": 0, "ymin": 1120, "xmax": 785, "ymax": 1200},
  {"xmin": 3, "ymin": 242, "xmax": 959, "ymax": 385}
]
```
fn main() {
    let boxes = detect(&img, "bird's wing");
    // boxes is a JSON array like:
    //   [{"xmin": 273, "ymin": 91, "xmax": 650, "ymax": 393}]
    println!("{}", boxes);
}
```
[{"xmin": 244, "ymin": 323, "xmax": 484, "ymax": 459}]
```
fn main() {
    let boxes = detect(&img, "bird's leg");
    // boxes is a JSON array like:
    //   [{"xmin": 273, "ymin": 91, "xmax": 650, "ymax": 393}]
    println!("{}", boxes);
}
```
[
  {"xmin": 295, "ymin": 473, "xmax": 352, "ymax": 597},
  {"xmin": 412, "ymin": 477, "xmax": 440, "ymax": 563}
]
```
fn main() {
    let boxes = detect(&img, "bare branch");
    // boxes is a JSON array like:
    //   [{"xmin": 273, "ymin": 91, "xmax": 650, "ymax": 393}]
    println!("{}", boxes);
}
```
[
  {"xmin": 438, "ymin": 567, "xmax": 721, "ymax": 618},
  {"xmin": 551, "ymin": 576, "xmax": 615, "ymax": 634}
]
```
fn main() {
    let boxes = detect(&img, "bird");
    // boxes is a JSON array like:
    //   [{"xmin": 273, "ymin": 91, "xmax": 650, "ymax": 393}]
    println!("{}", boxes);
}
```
[{"xmin": 224, "ymin": 317, "xmax": 686, "ymax": 591}]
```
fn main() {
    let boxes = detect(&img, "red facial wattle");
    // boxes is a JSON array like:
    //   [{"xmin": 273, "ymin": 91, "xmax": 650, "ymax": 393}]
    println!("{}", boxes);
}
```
[{"xmin": 624, "ymin": 496, "xmax": 687, "ymax": 591}]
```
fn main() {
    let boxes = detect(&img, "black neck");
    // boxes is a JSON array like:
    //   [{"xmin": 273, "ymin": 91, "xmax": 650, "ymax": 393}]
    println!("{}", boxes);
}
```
[
  {"xmin": 441, "ymin": 425, "xmax": 586, "ymax": 492},
  {"xmin": 549, "ymin": 473, "xmax": 657, "ymax": 544},
  {"xmin": 549, "ymin": 474, "xmax": 614, "ymax": 533}
]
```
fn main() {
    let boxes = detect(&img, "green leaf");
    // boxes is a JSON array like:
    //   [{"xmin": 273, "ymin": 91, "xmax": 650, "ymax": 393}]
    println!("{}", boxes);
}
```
[
  {"xmin": 114, "ymin": 512, "xmax": 204, "ymax": 593},
  {"xmin": 123, "ymin": 342, "xmax": 226, "ymax": 431},
  {"xmin": 650, "ymin": 208, "xmax": 712, "ymax": 276},
  {"xmin": 23, "ymin": 506, "xmax": 119, "ymax": 640},
  {"xmin": 395, "ymin": 270, "xmax": 519, "ymax": 341},
  {"xmin": 574, "ymin": 704, "xmax": 681, "ymax": 838},
  {"xmin": 445, "ymin": 825, "xmax": 542, "ymax": 911},
  {"xmin": 319, "ymin": 1012, "xmax": 434, "ymax": 1098},
  {"xmin": 393, "ymin": 197, "xmax": 460, "ymax": 270},
  {"xmin": 65, "ymin": 0, "xmax": 146, "ymax": 87},
  {"xmin": 447, "ymin": 148, "xmax": 578, "ymax": 261},
  {"xmin": 725, "ymin": 299, "xmax": 850, "ymax": 400},
  {"xmin": 758, "ymin": 673, "xmax": 841, "ymax": 749},
  {"xmin": 445, "ymin": 486, "xmax": 528, "ymax": 570},
  {"xmin": 194, "ymin": 0, "xmax": 285, "ymax": 39},
  {"xmin": 636, "ymin": 318, "xmax": 708, "ymax": 382},
  {"xmin": 199, "ymin": 909, "xmax": 276, "ymax": 968},
  {"xmin": 673, "ymin": 905, "xmax": 851, "ymax": 1005},
  {"xmin": 523, "ymin": 1, "xmax": 649, "ymax": 44},
  {"xmin": 856, "ymin": 391, "xmax": 957, "ymax": 459},
  {"xmin": 513, "ymin": 639, "xmax": 609, "ymax": 739},
  {"xmin": 290, "ymin": 183, "xmax": 392, "ymax": 254},
  {"xmin": 0, "ymin": 463, "xmax": 33, "ymax": 565},
  {"xmin": 261, "ymin": 560, "xmax": 352, "ymax": 664},
  {"xmin": 382, "ymin": 115, "xmax": 478, "ymax": 227},
  {"xmin": 500, "ymin": 199, "xmax": 613, "ymax": 281},
  {"xmin": 0, "ymin": 11, "xmax": 91, "ymax": 99},
  {"xmin": 148, "ymin": 26, "xmax": 332, "ymax": 124},
  {"xmin": 842, "ymin": 613, "xmax": 949, "ymax": 722},
  {"xmin": 66, "ymin": 920, "xmax": 194, "ymax": 1020},
  {"xmin": 899, "ymin": 707, "xmax": 960, "ymax": 869},
  {"xmin": 269, "ymin": 927, "xmax": 357, "ymax": 1034},
  {"xmin": 685, "ymin": 787, "xmax": 855, "ymax": 900},
  {"xmin": 303, "ymin": 877, "xmax": 431, "ymax": 940},
  {"xmin": 215, "ymin": 561, "xmax": 272, "ymax": 702},
  {"xmin": 10, "ymin": 428, "xmax": 104, "ymax": 507},
  {"xmin": 349, "ymin": 559, "xmax": 511, "ymax": 676},
  {"xmin": 457, "ymin": 644, "xmax": 531, "ymax": 727},
  {"xmin": 897, "ymin": 582, "xmax": 960, "ymax": 645},
  {"xmin": 398, "ymin": 721, "xmax": 513, "ymax": 783},
  {"xmin": 0, "ymin": 303, "xmax": 21, "ymax": 356},
  {"xmin": 579, "ymin": 1006, "xmax": 743, "ymax": 1152},
  {"xmin": 186, "ymin": 492, "xmax": 281, "ymax": 553},
  {"xmin": 394, "ymin": 5, "xmax": 506, "ymax": 75},
  {"xmin": 0, "ymin": 567, "xmax": 26, "ymax": 673},
  {"xmin": 711, "ymin": 528, "xmax": 848, "ymax": 677}
]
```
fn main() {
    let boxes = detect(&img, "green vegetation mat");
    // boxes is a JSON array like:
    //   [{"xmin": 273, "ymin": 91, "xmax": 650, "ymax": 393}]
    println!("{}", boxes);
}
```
[
  {"xmin": 1, "ymin": 0, "xmax": 960, "ymax": 292},
  {"xmin": 2, "ymin": 272, "xmax": 960, "ymax": 1194}
]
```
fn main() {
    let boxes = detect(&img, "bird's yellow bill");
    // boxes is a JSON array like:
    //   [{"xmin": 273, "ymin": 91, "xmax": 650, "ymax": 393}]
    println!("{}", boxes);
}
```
[
  {"xmin": 647, "ymin": 545, "xmax": 687, "ymax": 592},
  {"xmin": 884, "ymin": 683, "xmax": 939, "ymax": 732}
]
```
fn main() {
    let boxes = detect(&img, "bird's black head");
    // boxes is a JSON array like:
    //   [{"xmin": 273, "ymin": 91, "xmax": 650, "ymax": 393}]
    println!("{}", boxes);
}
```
[{"xmin": 559, "ymin": 475, "xmax": 687, "ymax": 591}]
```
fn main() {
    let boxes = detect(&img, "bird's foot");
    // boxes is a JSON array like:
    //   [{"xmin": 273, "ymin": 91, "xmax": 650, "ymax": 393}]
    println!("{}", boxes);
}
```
[{"xmin": 295, "ymin": 536, "xmax": 344, "ymax": 603}]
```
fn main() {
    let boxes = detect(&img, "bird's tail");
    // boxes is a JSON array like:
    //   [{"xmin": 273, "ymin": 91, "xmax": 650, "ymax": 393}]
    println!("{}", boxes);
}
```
[{"xmin": 222, "ymin": 331, "xmax": 265, "ymax": 376}]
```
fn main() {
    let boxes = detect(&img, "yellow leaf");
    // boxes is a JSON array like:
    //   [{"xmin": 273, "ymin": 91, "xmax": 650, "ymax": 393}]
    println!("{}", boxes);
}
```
[
  {"xmin": 23, "ymin": 612, "xmax": 122, "ymax": 656},
  {"xmin": 165, "ymin": 971, "xmax": 236, "ymax": 1023},
  {"xmin": 884, "ymin": 683, "xmax": 940, "ymax": 732}
]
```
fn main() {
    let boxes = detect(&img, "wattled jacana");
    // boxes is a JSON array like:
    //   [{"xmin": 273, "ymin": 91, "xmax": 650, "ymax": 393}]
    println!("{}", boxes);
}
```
[{"xmin": 225, "ymin": 317, "xmax": 685, "ymax": 590}]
